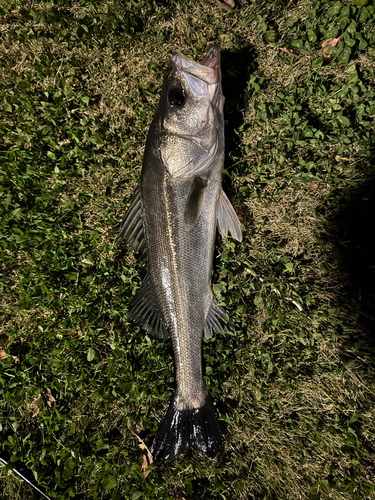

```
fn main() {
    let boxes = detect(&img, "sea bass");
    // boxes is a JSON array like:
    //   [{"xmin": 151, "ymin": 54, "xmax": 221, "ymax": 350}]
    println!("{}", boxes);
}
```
[{"xmin": 118, "ymin": 47, "xmax": 242, "ymax": 461}]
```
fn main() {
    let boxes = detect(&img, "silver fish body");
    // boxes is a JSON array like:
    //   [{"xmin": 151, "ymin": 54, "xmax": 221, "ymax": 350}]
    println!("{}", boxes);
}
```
[{"xmin": 118, "ymin": 47, "xmax": 242, "ymax": 461}]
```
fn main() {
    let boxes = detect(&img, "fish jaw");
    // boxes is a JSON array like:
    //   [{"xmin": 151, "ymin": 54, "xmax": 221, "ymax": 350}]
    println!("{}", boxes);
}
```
[{"xmin": 171, "ymin": 46, "xmax": 221, "ymax": 85}]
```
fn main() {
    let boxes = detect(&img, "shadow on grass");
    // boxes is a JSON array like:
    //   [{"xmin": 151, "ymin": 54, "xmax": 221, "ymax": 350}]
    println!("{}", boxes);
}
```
[
  {"xmin": 332, "ymin": 170, "xmax": 375, "ymax": 347},
  {"xmin": 221, "ymin": 45, "xmax": 258, "ymax": 174}
]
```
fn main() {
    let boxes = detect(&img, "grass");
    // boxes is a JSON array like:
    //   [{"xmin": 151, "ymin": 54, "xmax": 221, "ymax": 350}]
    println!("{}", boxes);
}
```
[{"xmin": 1, "ymin": 0, "xmax": 375, "ymax": 498}]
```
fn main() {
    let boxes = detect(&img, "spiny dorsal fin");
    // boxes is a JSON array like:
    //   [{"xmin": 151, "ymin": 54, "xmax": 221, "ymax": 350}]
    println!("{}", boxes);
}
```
[
  {"xmin": 204, "ymin": 300, "xmax": 235, "ymax": 339},
  {"xmin": 217, "ymin": 189, "xmax": 242, "ymax": 242},
  {"xmin": 184, "ymin": 176, "xmax": 208, "ymax": 229},
  {"xmin": 117, "ymin": 185, "xmax": 146, "ymax": 253},
  {"xmin": 127, "ymin": 274, "xmax": 169, "ymax": 339}
]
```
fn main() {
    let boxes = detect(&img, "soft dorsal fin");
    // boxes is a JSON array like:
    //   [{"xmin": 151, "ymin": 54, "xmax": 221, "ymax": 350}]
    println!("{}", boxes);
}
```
[
  {"xmin": 127, "ymin": 274, "xmax": 169, "ymax": 339},
  {"xmin": 217, "ymin": 189, "xmax": 242, "ymax": 242},
  {"xmin": 204, "ymin": 300, "xmax": 235, "ymax": 339},
  {"xmin": 184, "ymin": 176, "xmax": 208, "ymax": 229},
  {"xmin": 117, "ymin": 186, "xmax": 146, "ymax": 254}
]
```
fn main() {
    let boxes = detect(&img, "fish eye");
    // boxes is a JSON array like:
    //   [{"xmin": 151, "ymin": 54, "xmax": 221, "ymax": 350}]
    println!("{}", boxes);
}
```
[{"xmin": 168, "ymin": 87, "xmax": 186, "ymax": 107}]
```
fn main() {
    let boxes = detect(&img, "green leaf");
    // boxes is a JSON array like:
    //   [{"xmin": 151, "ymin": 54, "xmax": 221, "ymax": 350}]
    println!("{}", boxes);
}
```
[
  {"xmin": 339, "ymin": 16, "xmax": 350, "ymax": 30},
  {"xmin": 132, "ymin": 493, "xmax": 143, "ymax": 500},
  {"xmin": 267, "ymin": 361, "xmax": 274, "ymax": 375},
  {"xmin": 308, "ymin": 8, "xmax": 316, "ymax": 19},
  {"xmin": 284, "ymin": 16, "xmax": 295, "ymax": 28},
  {"xmin": 237, "ymin": 304, "xmax": 247, "ymax": 314},
  {"xmin": 338, "ymin": 47, "xmax": 351, "ymax": 64},
  {"xmin": 337, "ymin": 115, "xmax": 350, "ymax": 127},
  {"xmin": 327, "ymin": 46, "xmax": 338, "ymax": 56},
  {"xmin": 291, "ymin": 39, "xmax": 303, "ymax": 49},
  {"xmin": 327, "ymin": 1, "xmax": 341, "ymax": 17},
  {"xmin": 307, "ymin": 30, "xmax": 317, "ymax": 43},
  {"xmin": 87, "ymin": 348, "xmax": 96, "ymax": 362},
  {"xmin": 354, "ymin": 0, "xmax": 367, "ymax": 5},
  {"xmin": 103, "ymin": 475, "xmax": 116, "ymax": 490},
  {"xmin": 90, "ymin": 135, "xmax": 104, "ymax": 146},
  {"xmin": 344, "ymin": 358, "xmax": 357, "ymax": 369},
  {"xmin": 345, "ymin": 64, "xmax": 357, "ymax": 74},
  {"xmin": 65, "ymin": 272, "xmax": 78, "ymax": 281},
  {"xmin": 312, "ymin": 57, "xmax": 323, "ymax": 68},
  {"xmin": 254, "ymin": 296, "xmax": 263, "ymax": 306},
  {"xmin": 358, "ymin": 36, "xmax": 368, "ymax": 50},
  {"xmin": 62, "ymin": 467, "xmax": 73, "ymax": 480},
  {"xmin": 81, "ymin": 96, "xmax": 89, "ymax": 105},
  {"xmin": 359, "ymin": 7, "xmax": 369, "ymax": 21}
]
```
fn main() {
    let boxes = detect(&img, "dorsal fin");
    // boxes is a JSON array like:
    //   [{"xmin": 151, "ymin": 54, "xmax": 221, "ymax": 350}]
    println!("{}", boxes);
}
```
[{"xmin": 184, "ymin": 176, "xmax": 208, "ymax": 229}]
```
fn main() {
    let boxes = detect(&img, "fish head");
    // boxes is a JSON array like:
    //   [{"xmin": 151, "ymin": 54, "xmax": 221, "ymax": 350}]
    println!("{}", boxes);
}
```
[{"xmin": 156, "ymin": 47, "xmax": 224, "ymax": 179}]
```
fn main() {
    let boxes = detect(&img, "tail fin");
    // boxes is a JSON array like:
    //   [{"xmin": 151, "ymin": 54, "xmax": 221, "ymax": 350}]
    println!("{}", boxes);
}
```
[{"xmin": 150, "ymin": 393, "xmax": 223, "ymax": 461}]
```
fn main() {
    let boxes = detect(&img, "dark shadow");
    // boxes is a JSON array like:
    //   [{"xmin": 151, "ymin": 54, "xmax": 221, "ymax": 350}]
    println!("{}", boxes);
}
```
[
  {"xmin": 211, "ymin": 44, "xmax": 257, "ymax": 265},
  {"xmin": 331, "ymin": 174, "xmax": 375, "ymax": 345},
  {"xmin": 221, "ymin": 46, "xmax": 258, "ymax": 178}
]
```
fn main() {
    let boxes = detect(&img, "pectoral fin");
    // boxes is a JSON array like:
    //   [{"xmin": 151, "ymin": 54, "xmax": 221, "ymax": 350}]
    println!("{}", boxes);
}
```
[
  {"xmin": 117, "ymin": 186, "xmax": 146, "ymax": 254},
  {"xmin": 217, "ymin": 189, "xmax": 242, "ymax": 242},
  {"xmin": 184, "ymin": 176, "xmax": 208, "ymax": 229}
]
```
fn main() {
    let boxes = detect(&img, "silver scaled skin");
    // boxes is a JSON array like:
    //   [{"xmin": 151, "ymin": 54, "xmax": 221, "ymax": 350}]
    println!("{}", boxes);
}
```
[{"xmin": 118, "ymin": 47, "xmax": 242, "ymax": 461}]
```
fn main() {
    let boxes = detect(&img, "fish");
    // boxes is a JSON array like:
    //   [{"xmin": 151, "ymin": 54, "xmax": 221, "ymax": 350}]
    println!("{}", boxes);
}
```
[{"xmin": 118, "ymin": 46, "xmax": 242, "ymax": 461}]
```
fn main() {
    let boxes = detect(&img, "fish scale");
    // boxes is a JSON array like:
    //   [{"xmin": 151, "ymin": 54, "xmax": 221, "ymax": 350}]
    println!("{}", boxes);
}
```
[{"xmin": 118, "ymin": 46, "xmax": 242, "ymax": 461}]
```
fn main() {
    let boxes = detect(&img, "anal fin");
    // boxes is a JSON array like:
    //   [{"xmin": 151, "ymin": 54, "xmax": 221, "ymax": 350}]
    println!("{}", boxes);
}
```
[
  {"xmin": 128, "ymin": 274, "xmax": 169, "ymax": 339},
  {"xmin": 217, "ymin": 189, "xmax": 242, "ymax": 242}
]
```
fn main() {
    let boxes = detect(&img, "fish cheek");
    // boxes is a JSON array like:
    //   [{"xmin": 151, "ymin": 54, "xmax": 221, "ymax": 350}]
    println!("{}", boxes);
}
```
[{"xmin": 163, "ymin": 96, "xmax": 208, "ymax": 137}]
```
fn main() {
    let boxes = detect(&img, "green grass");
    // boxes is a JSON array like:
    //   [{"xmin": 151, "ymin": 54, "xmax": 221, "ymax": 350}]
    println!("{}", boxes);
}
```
[{"xmin": 1, "ymin": 0, "xmax": 375, "ymax": 498}]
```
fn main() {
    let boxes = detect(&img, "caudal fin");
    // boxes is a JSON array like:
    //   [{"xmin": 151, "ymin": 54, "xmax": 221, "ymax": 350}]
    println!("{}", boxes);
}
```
[{"xmin": 150, "ymin": 393, "xmax": 223, "ymax": 461}]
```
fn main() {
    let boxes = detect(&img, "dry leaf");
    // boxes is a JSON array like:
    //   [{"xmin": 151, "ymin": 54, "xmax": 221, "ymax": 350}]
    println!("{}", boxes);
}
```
[
  {"xmin": 308, "ymin": 183, "xmax": 318, "ymax": 190},
  {"xmin": 30, "ymin": 394, "xmax": 41, "ymax": 418},
  {"xmin": 322, "ymin": 36, "xmax": 341, "ymax": 58},
  {"xmin": 132, "ymin": 431, "xmax": 153, "ymax": 477},
  {"xmin": 0, "ymin": 350, "xmax": 19, "ymax": 363},
  {"xmin": 280, "ymin": 47, "xmax": 294, "ymax": 56},
  {"xmin": 216, "ymin": 0, "xmax": 235, "ymax": 10},
  {"xmin": 46, "ymin": 387, "xmax": 56, "ymax": 407}
]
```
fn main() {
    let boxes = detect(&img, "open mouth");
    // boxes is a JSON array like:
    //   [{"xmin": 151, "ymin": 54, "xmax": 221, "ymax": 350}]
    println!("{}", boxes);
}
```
[{"xmin": 172, "ymin": 46, "xmax": 221, "ymax": 85}]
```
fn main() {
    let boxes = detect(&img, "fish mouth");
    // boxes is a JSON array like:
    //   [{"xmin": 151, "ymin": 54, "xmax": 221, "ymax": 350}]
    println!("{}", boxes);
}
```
[
  {"xmin": 171, "ymin": 46, "xmax": 221, "ymax": 85},
  {"xmin": 201, "ymin": 46, "xmax": 220, "ymax": 72}
]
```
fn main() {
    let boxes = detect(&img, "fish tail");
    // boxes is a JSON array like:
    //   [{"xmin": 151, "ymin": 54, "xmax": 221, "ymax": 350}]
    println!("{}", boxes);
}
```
[{"xmin": 150, "ymin": 392, "xmax": 223, "ymax": 461}]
